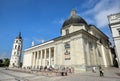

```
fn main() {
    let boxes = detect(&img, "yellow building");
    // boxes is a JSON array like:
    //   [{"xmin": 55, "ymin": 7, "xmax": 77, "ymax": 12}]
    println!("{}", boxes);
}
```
[{"xmin": 23, "ymin": 10, "xmax": 113, "ymax": 72}]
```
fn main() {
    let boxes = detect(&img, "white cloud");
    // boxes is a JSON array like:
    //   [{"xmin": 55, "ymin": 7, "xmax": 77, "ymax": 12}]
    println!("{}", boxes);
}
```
[
  {"xmin": 81, "ymin": 0, "xmax": 98, "ymax": 10},
  {"xmin": 95, "ymin": 7, "xmax": 120, "ymax": 27},
  {"xmin": 84, "ymin": 0, "xmax": 120, "ymax": 28}
]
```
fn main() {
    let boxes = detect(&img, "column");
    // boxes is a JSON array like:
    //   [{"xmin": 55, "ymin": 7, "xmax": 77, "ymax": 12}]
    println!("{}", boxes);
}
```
[
  {"xmin": 95, "ymin": 44, "xmax": 99, "ymax": 66},
  {"xmin": 35, "ymin": 52, "xmax": 37, "ymax": 68},
  {"xmin": 108, "ymin": 49, "xmax": 113, "ymax": 65},
  {"xmin": 36, "ymin": 51, "xmax": 39, "ymax": 68},
  {"xmin": 93, "ymin": 43, "xmax": 97, "ymax": 65},
  {"xmin": 32, "ymin": 52, "xmax": 34, "ymax": 68},
  {"xmin": 49, "ymin": 48, "xmax": 51, "ymax": 66},
  {"xmin": 53, "ymin": 47, "xmax": 56, "ymax": 66},
  {"xmin": 41, "ymin": 50, "xmax": 43, "ymax": 66},
  {"xmin": 44, "ymin": 49, "xmax": 46, "ymax": 66},
  {"xmin": 38, "ymin": 51, "xmax": 41, "ymax": 67},
  {"xmin": 33, "ymin": 52, "xmax": 36, "ymax": 68},
  {"xmin": 86, "ymin": 41, "xmax": 89, "ymax": 66},
  {"xmin": 101, "ymin": 45, "xmax": 107, "ymax": 67},
  {"xmin": 97, "ymin": 44, "xmax": 102, "ymax": 65},
  {"xmin": 87, "ymin": 41, "xmax": 91, "ymax": 66}
]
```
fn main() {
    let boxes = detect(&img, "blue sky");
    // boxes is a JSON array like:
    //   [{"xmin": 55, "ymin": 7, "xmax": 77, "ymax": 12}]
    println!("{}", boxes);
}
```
[{"xmin": 0, "ymin": 0, "xmax": 120, "ymax": 59}]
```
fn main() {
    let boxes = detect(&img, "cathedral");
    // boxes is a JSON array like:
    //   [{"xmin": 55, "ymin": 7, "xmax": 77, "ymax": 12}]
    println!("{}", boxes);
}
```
[{"xmin": 22, "ymin": 10, "xmax": 113, "ymax": 72}]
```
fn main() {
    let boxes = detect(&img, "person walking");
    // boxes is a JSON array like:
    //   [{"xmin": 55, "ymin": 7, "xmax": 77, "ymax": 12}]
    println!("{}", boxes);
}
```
[{"xmin": 99, "ymin": 66, "xmax": 104, "ymax": 77}]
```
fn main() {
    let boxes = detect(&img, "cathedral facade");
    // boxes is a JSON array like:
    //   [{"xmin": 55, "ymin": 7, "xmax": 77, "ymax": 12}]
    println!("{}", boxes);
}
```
[{"xmin": 23, "ymin": 10, "xmax": 113, "ymax": 71}]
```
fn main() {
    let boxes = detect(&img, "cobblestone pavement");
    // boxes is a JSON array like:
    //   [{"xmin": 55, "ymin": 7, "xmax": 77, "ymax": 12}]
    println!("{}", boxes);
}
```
[{"xmin": 0, "ymin": 67, "xmax": 120, "ymax": 81}]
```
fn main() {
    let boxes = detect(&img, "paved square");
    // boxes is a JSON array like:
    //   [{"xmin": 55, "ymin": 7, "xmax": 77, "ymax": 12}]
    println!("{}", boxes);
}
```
[{"xmin": 0, "ymin": 67, "xmax": 120, "ymax": 81}]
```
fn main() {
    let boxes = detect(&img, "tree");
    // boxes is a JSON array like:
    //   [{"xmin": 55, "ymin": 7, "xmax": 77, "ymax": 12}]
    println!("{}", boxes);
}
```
[
  {"xmin": 0, "ymin": 59, "xmax": 3, "ymax": 64},
  {"xmin": 0, "ymin": 59, "xmax": 4, "ymax": 67},
  {"xmin": 4, "ymin": 58, "xmax": 10, "ymax": 67}
]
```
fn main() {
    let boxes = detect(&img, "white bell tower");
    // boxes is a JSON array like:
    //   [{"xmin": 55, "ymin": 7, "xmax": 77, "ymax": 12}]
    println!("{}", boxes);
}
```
[{"xmin": 9, "ymin": 32, "xmax": 23, "ymax": 68}]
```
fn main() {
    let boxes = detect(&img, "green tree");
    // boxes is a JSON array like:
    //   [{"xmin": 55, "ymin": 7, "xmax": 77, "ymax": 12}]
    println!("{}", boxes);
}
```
[
  {"xmin": 0, "ymin": 59, "xmax": 4, "ymax": 67},
  {"xmin": 0, "ymin": 59, "xmax": 3, "ymax": 64},
  {"xmin": 4, "ymin": 58, "xmax": 10, "ymax": 67}
]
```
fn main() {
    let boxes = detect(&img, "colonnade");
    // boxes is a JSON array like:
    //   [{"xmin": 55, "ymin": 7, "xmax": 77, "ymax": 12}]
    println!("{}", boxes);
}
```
[{"xmin": 32, "ymin": 47, "xmax": 54, "ymax": 69}]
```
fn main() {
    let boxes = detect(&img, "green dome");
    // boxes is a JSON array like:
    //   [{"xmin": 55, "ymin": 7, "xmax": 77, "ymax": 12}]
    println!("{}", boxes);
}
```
[{"xmin": 62, "ymin": 10, "xmax": 87, "ymax": 28}]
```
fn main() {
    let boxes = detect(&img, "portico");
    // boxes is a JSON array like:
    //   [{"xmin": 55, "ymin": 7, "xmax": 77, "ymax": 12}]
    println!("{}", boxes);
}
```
[{"xmin": 31, "ymin": 47, "xmax": 54, "ymax": 68}]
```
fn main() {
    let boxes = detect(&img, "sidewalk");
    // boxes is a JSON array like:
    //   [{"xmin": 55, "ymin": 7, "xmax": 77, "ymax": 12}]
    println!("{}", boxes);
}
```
[
  {"xmin": 26, "ymin": 67, "xmax": 120, "ymax": 81},
  {"xmin": 58, "ymin": 67, "xmax": 120, "ymax": 81},
  {"xmin": 6, "ymin": 67, "xmax": 120, "ymax": 81}
]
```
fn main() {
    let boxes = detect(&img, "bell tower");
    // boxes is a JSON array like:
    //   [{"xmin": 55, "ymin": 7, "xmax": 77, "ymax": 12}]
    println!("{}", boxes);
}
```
[{"xmin": 9, "ymin": 32, "xmax": 23, "ymax": 68}]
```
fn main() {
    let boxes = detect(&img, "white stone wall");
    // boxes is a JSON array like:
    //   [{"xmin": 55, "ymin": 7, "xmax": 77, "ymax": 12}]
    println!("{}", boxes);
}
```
[
  {"xmin": 23, "ymin": 52, "xmax": 32, "ymax": 68},
  {"xmin": 114, "ymin": 40, "xmax": 120, "ymax": 67},
  {"xmin": 108, "ymin": 13, "xmax": 120, "ymax": 68},
  {"xmin": 111, "ymin": 24, "xmax": 120, "ymax": 37},
  {"xmin": 55, "ymin": 41, "xmax": 64, "ymax": 65},
  {"xmin": 62, "ymin": 24, "xmax": 86, "ymax": 36}
]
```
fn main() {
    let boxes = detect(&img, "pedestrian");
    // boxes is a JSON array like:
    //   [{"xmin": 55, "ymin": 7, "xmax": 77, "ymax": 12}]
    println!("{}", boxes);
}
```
[
  {"xmin": 99, "ymin": 66, "xmax": 104, "ymax": 77},
  {"xmin": 92, "ymin": 66, "xmax": 96, "ymax": 73}
]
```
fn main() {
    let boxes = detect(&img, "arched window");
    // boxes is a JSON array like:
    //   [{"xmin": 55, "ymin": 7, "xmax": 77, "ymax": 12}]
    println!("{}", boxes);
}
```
[
  {"xmin": 18, "ymin": 45, "xmax": 21, "ymax": 50},
  {"xmin": 65, "ymin": 29, "xmax": 69, "ymax": 35},
  {"xmin": 16, "ymin": 40, "xmax": 18, "ymax": 43},
  {"xmin": 15, "ymin": 45, "xmax": 17, "ymax": 49}
]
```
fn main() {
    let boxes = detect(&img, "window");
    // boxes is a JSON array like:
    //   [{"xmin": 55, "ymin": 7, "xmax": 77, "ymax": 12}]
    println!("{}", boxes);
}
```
[
  {"xmin": 15, "ymin": 45, "xmax": 17, "ymax": 49},
  {"xmin": 16, "ymin": 40, "xmax": 18, "ymax": 43},
  {"xmin": 119, "ymin": 30, "xmax": 120, "ymax": 35},
  {"xmin": 14, "ymin": 52, "xmax": 16, "ymax": 55},
  {"xmin": 64, "ymin": 42, "xmax": 70, "ymax": 49},
  {"xmin": 99, "ymin": 39, "xmax": 104, "ymax": 44},
  {"xmin": 117, "ymin": 29, "xmax": 120, "ymax": 35},
  {"xmin": 18, "ymin": 45, "xmax": 21, "ymax": 50},
  {"xmin": 65, "ymin": 29, "xmax": 69, "ymax": 35}
]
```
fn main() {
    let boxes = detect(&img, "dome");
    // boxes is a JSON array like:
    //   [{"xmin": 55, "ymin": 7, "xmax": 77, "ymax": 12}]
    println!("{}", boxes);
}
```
[{"xmin": 62, "ymin": 10, "xmax": 87, "ymax": 28}]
